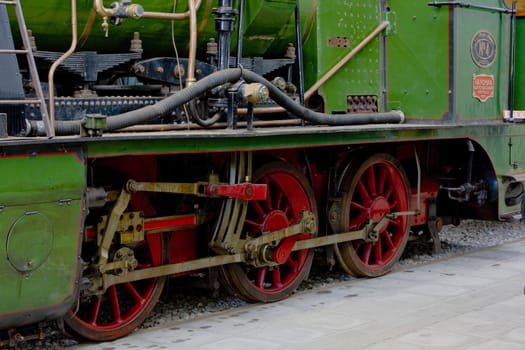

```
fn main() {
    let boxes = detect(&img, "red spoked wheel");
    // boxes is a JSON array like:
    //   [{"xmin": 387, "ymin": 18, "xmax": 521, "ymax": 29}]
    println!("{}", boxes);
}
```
[
  {"xmin": 335, "ymin": 154, "xmax": 411, "ymax": 277},
  {"xmin": 65, "ymin": 194, "xmax": 165, "ymax": 341},
  {"xmin": 220, "ymin": 162, "xmax": 317, "ymax": 302}
]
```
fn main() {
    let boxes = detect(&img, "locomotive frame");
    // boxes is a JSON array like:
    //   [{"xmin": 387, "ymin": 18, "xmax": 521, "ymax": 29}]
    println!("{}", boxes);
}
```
[{"xmin": 1, "ymin": 0, "xmax": 525, "ymax": 345}]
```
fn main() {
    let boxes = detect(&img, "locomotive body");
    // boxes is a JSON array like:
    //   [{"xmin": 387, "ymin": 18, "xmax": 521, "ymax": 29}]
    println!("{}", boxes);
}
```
[{"xmin": 1, "ymin": 0, "xmax": 525, "ymax": 345}]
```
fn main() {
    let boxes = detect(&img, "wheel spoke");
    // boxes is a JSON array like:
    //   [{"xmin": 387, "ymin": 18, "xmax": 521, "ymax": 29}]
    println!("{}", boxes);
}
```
[
  {"xmin": 244, "ymin": 218, "xmax": 261, "ymax": 228},
  {"xmin": 108, "ymin": 286, "xmax": 122, "ymax": 323},
  {"xmin": 374, "ymin": 241, "xmax": 383, "ymax": 264},
  {"xmin": 351, "ymin": 200, "xmax": 368, "ymax": 212},
  {"xmin": 256, "ymin": 267, "xmax": 268, "ymax": 288},
  {"xmin": 367, "ymin": 165, "xmax": 377, "ymax": 197},
  {"xmin": 275, "ymin": 189, "xmax": 285, "ymax": 210},
  {"xmin": 282, "ymin": 203, "xmax": 292, "ymax": 218},
  {"xmin": 88, "ymin": 297, "xmax": 102, "ymax": 325},
  {"xmin": 349, "ymin": 205, "xmax": 370, "ymax": 229},
  {"xmin": 356, "ymin": 179, "xmax": 372, "ymax": 204},
  {"xmin": 388, "ymin": 200, "xmax": 399, "ymax": 211},
  {"xmin": 377, "ymin": 167, "xmax": 387, "ymax": 195},
  {"xmin": 383, "ymin": 181, "xmax": 394, "ymax": 201},
  {"xmin": 389, "ymin": 217, "xmax": 402, "ymax": 228},
  {"xmin": 360, "ymin": 243, "xmax": 372, "ymax": 264},
  {"xmin": 286, "ymin": 255, "xmax": 299, "ymax": 273},
  {"xmin": 271, "ymin": 267, "xmax": 283, "ymax": 288},
  {"xmin": 124, "ymin": 282, "xmax": 145, "ymax": 304},
  {"xmin": 381, "ymin": 230, "xmax": 395, "ymax": 250},
  {"xmin": 251, "ymin": 200, "xmax": 266, "ymax": 220}
]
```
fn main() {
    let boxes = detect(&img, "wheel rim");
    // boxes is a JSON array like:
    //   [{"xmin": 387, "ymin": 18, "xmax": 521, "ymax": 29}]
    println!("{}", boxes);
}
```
[
  {"xmin": 65, "ymin": 194, "xmax": 165, "ymax": 341},
  {"xmin": 336, "ymin": 154, "xmax": 410, "ymax": 277},
  {"xmin": 220, "ymin": 162, "xmax": 317, "ymax": 302}
]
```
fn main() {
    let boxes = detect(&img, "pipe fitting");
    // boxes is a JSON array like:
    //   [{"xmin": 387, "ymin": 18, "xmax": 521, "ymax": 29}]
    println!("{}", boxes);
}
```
[{"xmin": 239, "ymin": 83, "xmax": 269, "ymax": 104}]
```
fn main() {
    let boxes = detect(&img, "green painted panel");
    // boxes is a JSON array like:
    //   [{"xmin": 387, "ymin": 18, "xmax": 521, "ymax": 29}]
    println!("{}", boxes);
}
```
[
  {"xmin": 85, "ymin": 122, "xmax": 525, "ymax": 157},
  {"xmin": 453, "ymin": 0, "xmax": 510, "ymax": 120},
  {"xmin": 15, "ymin": 0, "xmax": 296, "ymax": 58},
  {"xmin": 474, "ymin": 131, "xmax": 525, "ymax": 217},
  {"xmin": 514, "ymin": 18, "xmax": 525, "ymax": 110},
  {"xmin": 0, "ymin": 151, "xmax": 85, "ymax": 328},
  {"xmin": 386, "ymin": 0, "xmax": 449, "ymax": 119},
  {"xmin": 243, "ymin": 0, "xmax": 297, "ymax": 57},
  {"xmin": 302, "ymin": 0, "xmax": 383, "ymax": 113},
  {"xmin": 0, "ymin": 152, "xmax": 85, "ymax": 205}
]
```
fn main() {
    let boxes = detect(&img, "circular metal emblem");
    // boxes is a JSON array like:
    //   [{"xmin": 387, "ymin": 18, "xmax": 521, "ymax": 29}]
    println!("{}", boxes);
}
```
[{"xmin": 471, "ymin": 31, "xmax": 497, "ymax": 68}]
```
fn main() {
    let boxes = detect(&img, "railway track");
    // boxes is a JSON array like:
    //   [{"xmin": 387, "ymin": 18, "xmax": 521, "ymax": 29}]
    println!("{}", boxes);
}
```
[{"xmin": 6, "ymin": 219, "xmax": 525, "ymax": 350}]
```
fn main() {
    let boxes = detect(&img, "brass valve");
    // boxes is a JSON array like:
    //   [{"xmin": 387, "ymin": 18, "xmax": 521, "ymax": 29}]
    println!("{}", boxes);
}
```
[{"xmin": 239, "ymin": 83, "xmax": 269, "ymax": 104}]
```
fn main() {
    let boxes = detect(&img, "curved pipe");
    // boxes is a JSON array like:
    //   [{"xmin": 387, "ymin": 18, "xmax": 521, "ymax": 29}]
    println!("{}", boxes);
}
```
[
  {"xmin": 48, "ymin": 0, "xmax": 78, "ymax": 134},
  {"xmin": 94, "ymin": 0, "xmax": 202, "ymax": 20},
  {"xmin": 186, "ymin": 0, "xmax": 198, "ymax": 85},
  {"xmin": 47, "ymin": 68, "xmax": 242, "ymax": 135},
  {"xmin": 78, "ymin": 8, "xmax": 97, "ymax": 48},
  {"xmin": 31, "ymin": 69, "xmax": 403, "ymax": 135},
  {"xmin": 242, "ymin": 69, "xmax": 404, "ymax": 126}
]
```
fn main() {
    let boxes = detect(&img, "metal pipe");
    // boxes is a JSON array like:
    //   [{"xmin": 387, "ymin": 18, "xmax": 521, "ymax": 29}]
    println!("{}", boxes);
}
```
[
  {"xmin": 428, "ymin": 1, "xmax": 515, "ymax": 13},
  {"xmin": 115, "ymin": 119, "xmax": 304, "ymax": 132},
  {"xmin": 78, "ymin": 8, "xmax": 97, "ymax": 47},
  {"xmin": 186, "ymin": 0, "xmax": 198, "ymax": 85},
  {"xmin": 414, "ymin": 147, "xmax": 422, "ymax": 214},
  {"xmin": 242, "ymin": 69, "xmax": 405, "ymax": 126},
  {"xmin": 48, "ymin": 0, "xmax": 77, "ymax": 134},
  {"xmin": 34, "ymin": 68, "xmax": 404, "ymax": 135},
  {"xmin": 466, "ymin": 140, "xmax": 475, "ymax": 185},
  {"xmin": 295, "ymin": 4, "xmax": 305, "ymax": 107},
  {"xmin": 93, "ymin": 0, "xmax": 202, "ymax": 20},
  {"xmin": 508, "ymin": 1, "xmax": 517, "ymax": 121},
  {"xmin": 235, "ymin": 0, "xmax": 245, "ymax": 67},
  {"xmin": 93, "ymin": 0, "xmax": 112, "ymax": 16},
  {"xmin": 214, "ymin": 0, "xmax": 235, "ymax": 71}
]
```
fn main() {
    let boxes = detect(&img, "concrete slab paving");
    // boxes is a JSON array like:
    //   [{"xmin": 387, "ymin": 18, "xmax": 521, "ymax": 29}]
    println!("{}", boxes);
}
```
[{"xmin": 72, "ymin": 240, "xmax": 525, "ymax": 350}]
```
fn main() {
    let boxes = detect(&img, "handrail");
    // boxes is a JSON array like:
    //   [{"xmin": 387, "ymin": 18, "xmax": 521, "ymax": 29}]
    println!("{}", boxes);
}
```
[
  {"xmin": 93, "ymin": 0, "xmax": 202, "ymax": 20},
  {"xmin": 304, "ymin": 20, "xmax": 389, "ymax": 99},
  {"xmin": 48, "ymin": 0, "xmax": 77, "ymax": 132},
  {"xmin": 186, "ymin": 0, "xmax": 197, "ymax": 85}
]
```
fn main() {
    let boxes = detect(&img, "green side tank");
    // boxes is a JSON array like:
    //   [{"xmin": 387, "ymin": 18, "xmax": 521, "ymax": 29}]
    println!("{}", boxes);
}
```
[{"xmin": 14, "ymin": 0, "xmax": 315, "ymax": 58}]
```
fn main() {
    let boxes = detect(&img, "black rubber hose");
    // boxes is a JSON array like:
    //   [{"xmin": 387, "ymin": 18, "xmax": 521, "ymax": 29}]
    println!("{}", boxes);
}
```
[
  {"xmin": 187, "ymin": 99, "xmax": 223, "ymax": 127},
  {"xmin": 241, "ymin": 69, "xmax": 404, "ymax": 125},
  {"xmin": 45, "ymin": 68, "xmax": 243, "ymax": 135},
  {"xmin": 30, "ymin": 68, "xmax": 403, "ymax": 135}
]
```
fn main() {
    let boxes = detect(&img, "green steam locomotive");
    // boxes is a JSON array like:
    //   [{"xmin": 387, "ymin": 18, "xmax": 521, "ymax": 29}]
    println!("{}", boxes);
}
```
[{"xmin": 1, "ymin": 0, "xmax": 524, "ymax": 345}]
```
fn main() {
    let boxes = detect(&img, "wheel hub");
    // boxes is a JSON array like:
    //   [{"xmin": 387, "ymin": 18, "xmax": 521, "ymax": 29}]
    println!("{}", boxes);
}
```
[
  {"xmin": 369, "ymin": 197, "xmax": 390, "ymax": 222},
  {"xmin": 262, "ymin": 210, "xmax": 289, "ymax": 232}
]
